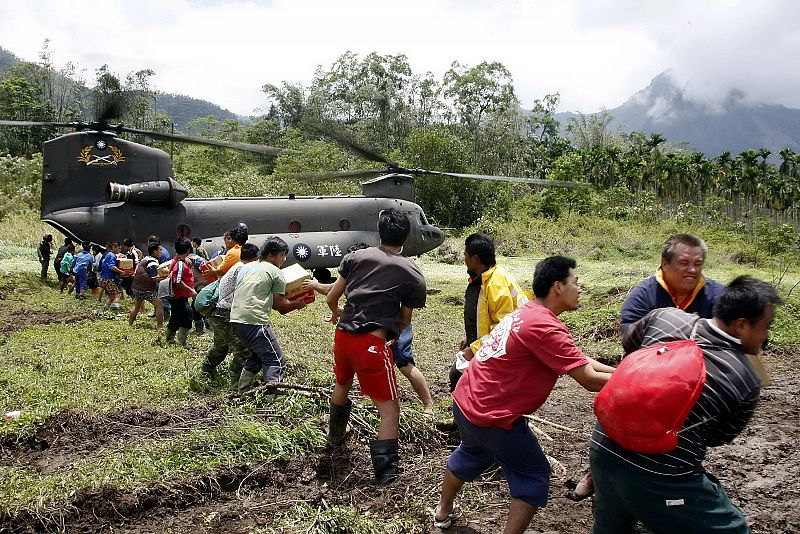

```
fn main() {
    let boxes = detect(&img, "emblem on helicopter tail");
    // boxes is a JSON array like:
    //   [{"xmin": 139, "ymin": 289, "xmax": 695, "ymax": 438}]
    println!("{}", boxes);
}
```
[
  {"xmin": 77, "ymin": 145, "xmax": 126, "ymax": 166},
  {"xmin": 293, "ymin": 243, "xmax": 312, "ymax": 262}
]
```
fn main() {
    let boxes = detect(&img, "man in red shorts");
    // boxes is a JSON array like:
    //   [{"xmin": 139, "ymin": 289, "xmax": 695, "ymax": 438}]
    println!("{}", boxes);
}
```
[
  {"xmin": 433, "ymin": 256, "xmax": 615, "ymax": 533},
  {"xmin": 325, "ymin": 209, "xmax": 427, "ymax": 484}
]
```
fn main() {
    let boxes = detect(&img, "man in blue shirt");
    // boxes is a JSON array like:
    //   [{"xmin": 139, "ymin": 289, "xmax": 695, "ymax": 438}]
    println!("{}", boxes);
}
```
[{"xmin": 72, "ymin": 242, "xmax": 95, "ymax": 299}]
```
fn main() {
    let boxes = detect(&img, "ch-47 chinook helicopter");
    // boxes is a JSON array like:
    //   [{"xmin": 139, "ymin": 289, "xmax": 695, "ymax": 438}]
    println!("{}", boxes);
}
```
[{"xmin": 0, "ymin": 118, "xmax": 579, "ymax": 279}]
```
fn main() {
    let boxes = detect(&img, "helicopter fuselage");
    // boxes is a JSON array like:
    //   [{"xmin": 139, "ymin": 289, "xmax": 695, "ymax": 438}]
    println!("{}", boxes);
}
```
[
  {"xmin": 44, "ymin": 195, "xmax": 444, "ymax": 268},
  {"xmin": 38, "ymin": 130, "xmax": 444, "ymax": 268}
]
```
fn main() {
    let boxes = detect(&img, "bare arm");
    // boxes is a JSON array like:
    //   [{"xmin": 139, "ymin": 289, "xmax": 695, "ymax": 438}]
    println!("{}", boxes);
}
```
[
  {"xmin": 567, "ymin": 363, "xmax": 613, "ymax": 392},
  {"xmin": 302, "ymin": 278, "xmax": 334, "ymax": 295},
  {"xmin": 399, "ymin": 306, "xmax": 413, "ymax": 332},
  {"xmin": 586, "ymin": 357, "xmax": 615, "ymax": 374},
  {"xmin": 325, "ymin": 276, "xmax": 347, "ymax": 324},
  {"xmin": 273, "ymin": 293, "xmax": 306, "ymax": 314}
]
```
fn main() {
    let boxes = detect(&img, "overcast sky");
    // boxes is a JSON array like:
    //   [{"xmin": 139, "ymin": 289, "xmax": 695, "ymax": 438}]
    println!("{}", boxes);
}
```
[{"xmin": 1, "ymin": 0, "xmax": 798, "ymax": 116}]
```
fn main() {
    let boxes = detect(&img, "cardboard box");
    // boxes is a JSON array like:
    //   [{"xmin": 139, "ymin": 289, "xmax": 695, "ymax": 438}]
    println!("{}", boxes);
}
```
[
  {"xmin": 118, "ymin": 258, "xmax": 134, "ymax": 270},
  {"xmin": 209, "ymin": 255, "xmax": 224, "ymax": 268},
  {"xmin": 282, "ymin": 263, "xmax": 311, "ymax": 299},
  {"xmin": 157, "ymin": 261, "xmax": 171, "ymax": 277}
]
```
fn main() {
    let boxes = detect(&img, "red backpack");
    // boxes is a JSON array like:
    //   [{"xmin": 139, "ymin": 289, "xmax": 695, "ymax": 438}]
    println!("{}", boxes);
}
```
[{"xmin": 594, "ymin": 337, "xmax": 706, "ymax": 454}]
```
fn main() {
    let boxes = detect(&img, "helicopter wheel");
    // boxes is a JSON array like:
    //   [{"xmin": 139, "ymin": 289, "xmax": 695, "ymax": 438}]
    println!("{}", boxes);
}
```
[{"xmin": 313, "ymin": 268, "xmax": 334, "ymax": 283}]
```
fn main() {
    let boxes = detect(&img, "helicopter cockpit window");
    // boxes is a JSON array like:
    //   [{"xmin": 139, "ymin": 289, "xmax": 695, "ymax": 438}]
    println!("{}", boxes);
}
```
[
  {"xmin": 176, "ymin": 224, "xmax": 191, "ymax": 238},
  {"xmin": 289, "ymin": 220, "xmax": 301, "ymax": 233},
  {"xmin": 338, "ymin": 218, "xmax": 351, "ymax": 231}
]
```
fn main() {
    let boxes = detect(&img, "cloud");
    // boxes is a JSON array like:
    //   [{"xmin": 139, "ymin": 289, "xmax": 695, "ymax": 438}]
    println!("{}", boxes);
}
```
[{"xmin": 1, "ymin": 0, "xmax": 799, "ymax": 116}]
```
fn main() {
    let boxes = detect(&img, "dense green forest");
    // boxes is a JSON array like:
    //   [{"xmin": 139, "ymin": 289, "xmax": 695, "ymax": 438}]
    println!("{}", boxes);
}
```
[{"xmin": 1, "ymin": 43, "xmax": 800, "ymax": 260}]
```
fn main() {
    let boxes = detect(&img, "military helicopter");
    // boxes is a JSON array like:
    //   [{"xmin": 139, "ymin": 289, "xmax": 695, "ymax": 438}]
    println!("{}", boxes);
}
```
[{"xmin": 0, "ymin": 118, "xmax": 579, "ymax": 279}]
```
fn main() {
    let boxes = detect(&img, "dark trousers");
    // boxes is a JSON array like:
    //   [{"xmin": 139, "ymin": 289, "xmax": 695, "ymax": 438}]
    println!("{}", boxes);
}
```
[
  {"xmin": 590, "ymin": 448, "xmax": 750, "ymax": 534},
  {"xmin": 233, "ymin": 322, "xmax": 286, "ymax": 384},
  {"xmin": 40, "ymin": 259, "xmax": 49, "ymax": 281},
  {"xmin": 167, "ymin": 297, "xmax": 192, "ymax": 331}
]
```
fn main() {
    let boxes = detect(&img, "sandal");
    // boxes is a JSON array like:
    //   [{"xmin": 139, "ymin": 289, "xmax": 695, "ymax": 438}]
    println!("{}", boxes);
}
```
[{"xmin": 432, "ymin": 504, "xmax": 461, "ymax": 529}]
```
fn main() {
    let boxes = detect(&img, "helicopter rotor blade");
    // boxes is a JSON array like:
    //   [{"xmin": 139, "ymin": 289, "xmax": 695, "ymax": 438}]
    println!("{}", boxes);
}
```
[
  {"xmin": 306, "ymin": 119, "xmax": 397, "ymax": 166},
  {"xmin": 288, "ymin": 168, "xmax": 391, "ymax": 181},
  {"xmin": 416, "ymin": 169, "xmax": 585, "ymax": 188},
  {"xmin": 0, "ymin": 120, "xmax": 77, "ymax": 128},
  {"xmin": 117, "ymin": 126, "xmax": 295, "ymax": 156}
]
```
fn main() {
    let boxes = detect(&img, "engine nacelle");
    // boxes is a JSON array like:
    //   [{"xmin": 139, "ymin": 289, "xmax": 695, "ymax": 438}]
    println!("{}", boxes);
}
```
[{"xmin": 106, "ymin": 178, "xmax": 188, "ymax": 206}]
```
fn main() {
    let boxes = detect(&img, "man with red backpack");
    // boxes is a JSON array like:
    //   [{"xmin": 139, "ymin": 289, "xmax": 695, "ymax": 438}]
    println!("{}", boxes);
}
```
[{"xmin": 590, "ymin": 275, "xmax": 780, "ymax": 534}]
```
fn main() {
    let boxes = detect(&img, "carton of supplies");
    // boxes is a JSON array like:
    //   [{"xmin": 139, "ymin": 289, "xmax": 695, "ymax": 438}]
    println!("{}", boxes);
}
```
[
  {"xmin": 157, "ymin": 261, "xmax": 172, "ymax": 277},
  {"xmin": 209, "ymin": 255, "xmax": 224, "ymax": 268},
  {"xmin": 282, "ymin": 263, "xmax": 313, "ymax": 301},
  {"xmin": 118, "ymin": 258, "xmax": 134, "ymax": 270}
]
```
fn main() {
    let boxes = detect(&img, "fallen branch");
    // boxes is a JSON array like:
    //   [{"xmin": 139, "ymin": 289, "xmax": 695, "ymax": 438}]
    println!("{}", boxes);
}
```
[
  {"xmin": 523, "ymin": 414, "xmax": 578, "ymax": 433},
  {"xmin": 527, "ymin": 421, "xmax": 553, "ymax": 441}
]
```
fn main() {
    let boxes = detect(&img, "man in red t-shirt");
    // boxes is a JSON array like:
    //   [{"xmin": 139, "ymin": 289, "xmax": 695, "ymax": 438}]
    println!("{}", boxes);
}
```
[{"xmin": 433, "ymin": 256, "xmax": 615, "ymax": 533}]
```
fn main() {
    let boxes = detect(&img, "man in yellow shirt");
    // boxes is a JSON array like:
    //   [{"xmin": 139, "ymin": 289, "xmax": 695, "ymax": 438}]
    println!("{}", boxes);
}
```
[{"xmin": 450, "ymin": 233, "xmax": 529, "ymax": 391}]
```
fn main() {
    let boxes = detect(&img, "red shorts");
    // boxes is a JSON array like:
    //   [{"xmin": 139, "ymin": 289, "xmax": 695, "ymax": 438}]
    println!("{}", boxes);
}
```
[{"xmin": 333, "ymin": 329, "xmax": 398, "ymax": 402}]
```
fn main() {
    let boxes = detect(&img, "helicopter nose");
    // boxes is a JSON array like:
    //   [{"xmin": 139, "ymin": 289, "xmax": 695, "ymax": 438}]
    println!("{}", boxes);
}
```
[{"xmin": 425, "ymin": 226, "xmax": 445, "ymax": 248}]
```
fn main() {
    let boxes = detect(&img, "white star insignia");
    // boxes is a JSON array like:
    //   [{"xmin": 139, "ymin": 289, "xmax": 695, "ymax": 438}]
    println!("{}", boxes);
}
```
[
  {"xmin": 96, "ymin": 140, "xmax": 107, "ymax": 150},
  {"xmin": 296, "ymin": 246, "xmax": 309, "ymax": 259}
]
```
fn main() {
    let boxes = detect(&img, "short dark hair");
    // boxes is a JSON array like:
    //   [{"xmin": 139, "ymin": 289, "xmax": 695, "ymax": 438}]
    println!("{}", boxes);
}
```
[
  {"xmin": 713, "ymin": 276, "xmax": 782, "ymax": 325},
  {"xmin": 91, "ymin": 244, "xmax": 103, "ymax": 254},
  {"xmin": 66, "ymin": 244, "xmax": 75, "ymax": 253},
  {"xmin": 82, "ymin": 241, "xmax": 91, "ymax": 251},
  {"xmin": 378, "ymin": 209, "xmax": 410, "ymax": 246},
  {"xmin": 108, "ymin": 241, "xmax": 120, "ymax": 249},
  {"xmin": 147, "ymin": 242, "xmax": 161, "ymax": 256},
  {"xmin": 230, "ymin": 226, "xmax": 248, "ymax": 246},
  {"xmin": 240, "ymin": 243, "xmax": 260, "ymax": 261},
  {"xmin": 147, "ymin": 235, "xmax": 160, "ymax": 244},
  {"xmin": 532, "ymin": 256, "xmax": 576, "ymax": 298},
  {"xmin": 260, "ymin": 236, "xmax": 289, "ymax": 260},
  {"xmin": 465, "ymin": 232, "xmax": 496, "ymax": 267},
  {"xmin": 174, "ymin": 237, "xmax": 192, "ymax": 255},
  {"xmin": 123, "ymin": 238, "xmax": 133, "ymax": 247},
  {"xmin": 64, "ymin": 237, "xmax": 73, "ymax": 245},
  {"xmin": 347, "ymin": 242, "xmax": 370, "ymax": 253},
  {"xmin": 662, "ymin": 234, "xmax": 707, "ymax": 262},
  {"xmin": 191, "ymin": 237, "xmax": 202, "ymax": 246}
]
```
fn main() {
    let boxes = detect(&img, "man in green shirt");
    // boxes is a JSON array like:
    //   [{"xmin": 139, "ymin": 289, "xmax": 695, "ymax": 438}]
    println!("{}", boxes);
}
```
[{"xmin": 230, "ymin": 236, "xmax": 306, "ymax": 392}]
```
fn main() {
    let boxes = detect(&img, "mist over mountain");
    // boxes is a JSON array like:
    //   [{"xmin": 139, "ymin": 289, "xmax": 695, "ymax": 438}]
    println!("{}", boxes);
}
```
[{"xmin": 557, "ymin": 70, "xmax": 800, "ymax": 157}]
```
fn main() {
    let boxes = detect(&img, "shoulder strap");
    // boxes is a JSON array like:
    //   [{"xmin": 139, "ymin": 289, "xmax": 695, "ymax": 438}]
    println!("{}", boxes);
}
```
[{"xmin": 690, "ymin": 319, "xmax": 700, "ymax": 341}]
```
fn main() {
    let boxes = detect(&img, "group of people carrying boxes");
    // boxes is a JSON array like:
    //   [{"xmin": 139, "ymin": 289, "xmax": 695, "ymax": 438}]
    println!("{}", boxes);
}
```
[{"xmin": 38, "ymin": 213, "xmax": 777, "ymax": 534}]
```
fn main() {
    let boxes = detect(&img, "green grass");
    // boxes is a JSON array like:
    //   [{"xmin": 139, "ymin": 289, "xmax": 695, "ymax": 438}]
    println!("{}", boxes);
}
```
[{"xmin": 0, "ymin": 410, "xmax": 323, "ymax": 515}]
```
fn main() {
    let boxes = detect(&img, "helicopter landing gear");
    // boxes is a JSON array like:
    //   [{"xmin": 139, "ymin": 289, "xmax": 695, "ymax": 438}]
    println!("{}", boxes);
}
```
[{"xmin": 313, "ymin": 268, "xmax": 334, "ymax": 283}]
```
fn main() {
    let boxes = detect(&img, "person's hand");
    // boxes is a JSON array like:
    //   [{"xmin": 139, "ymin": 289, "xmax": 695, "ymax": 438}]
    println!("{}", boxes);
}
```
[
  {"xmin": 458, "ymin": 337, "xmax": 468, "ymax": 350},
  {"xmin": 295, "ymin": 298, "xmax": 307, "ymax": 310},
  {"xmin": 462, "ymin": 346, "xmax": 474, "ymax": 361},
  {"xmin": 326, "ymin": 307, "xmax": 342, "ymax": 324},
  {"xmin": 301, "ymin": 279, "xmax": 319, "ymax": 291},
  {"xmin": 189, "ymin": 288, "xmax": 197, "ymax": 298}
]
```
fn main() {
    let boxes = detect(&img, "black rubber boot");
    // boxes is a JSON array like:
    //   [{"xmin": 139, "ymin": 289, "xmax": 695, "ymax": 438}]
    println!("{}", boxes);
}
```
[
  {"xmin": 369, "ymin": 438, "xmax": 400, "ymax": 485},
  {"xmin": 326, "ymin": 399, "xmax": 352, "ymax": 447}
]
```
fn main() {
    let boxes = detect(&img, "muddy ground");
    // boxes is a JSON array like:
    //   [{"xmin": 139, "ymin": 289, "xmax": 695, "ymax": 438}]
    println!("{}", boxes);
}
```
[{"xmin": 0, "ymin": 297, "xmax": 797, "ymax": 533}]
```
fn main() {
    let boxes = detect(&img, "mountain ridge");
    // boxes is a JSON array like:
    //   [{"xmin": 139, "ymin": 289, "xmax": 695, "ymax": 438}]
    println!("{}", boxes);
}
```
[{"xmin": 556, "ymin": 70, "xmax": 800, "ymax": 156}]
